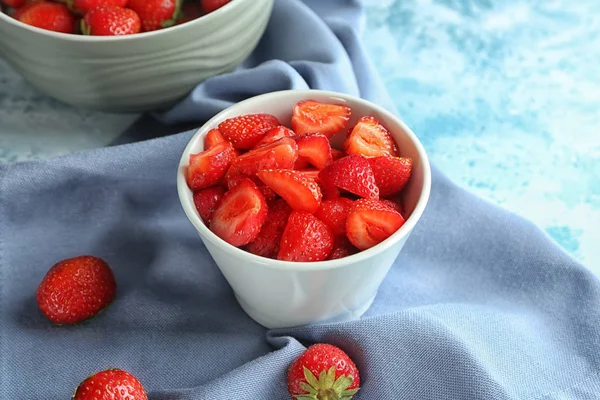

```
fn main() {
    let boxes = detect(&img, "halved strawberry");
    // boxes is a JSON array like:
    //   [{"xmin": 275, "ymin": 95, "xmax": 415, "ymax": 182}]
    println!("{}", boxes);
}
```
[
  {"xmin": 314, "ymin": 198, "xmax": 354, "ymax": 236},
  {"xmin": 193, "ymin": 186, "xmax": 226, "ymax": 225},
  {"xmin": 257, "ymin": 169, "xmax": 322, "ymax": 213},
  {"xmin": 294, "ymin": 157, "xmax": 310, "ymax": 169},
  {"xmin": 384, "ymin": 195, "xmax": 406, "ymax": 218},
  {"xmin": 295, "ymin": 133, "xmax": 332, "ymax": 169},
  {"xmin": 296, "ymin": 169, "xmax": 320, "ymax": 182},
  {"xmin": 245, "ymin": 199, "xmax": 292, "ymax": 259},
  {"xmin": 368, "ymin": 156, "xmax": 412, "ymax": 197},
  {"xmin": 292, "ymin": 100, "xmax": 351, "ymax": 138},
  {"xmin": 226, "ymin": 174, "xmax": 278, "ymax": 204},
  {"xmin": 253, "ymin": 126, "xmax": 295, "ymax": 149},
  {"xmin": 278, "ymin": 211, "xmax": 334, "ymax": 262},
  {"xmin": 187, "ymin": 142, "xmax": 236, "ymax": 191},
  {"xmin": 227, "ymin": 137, "xmax": 298, "ymax": 179},
  {"xmin": 380, "ymin": 199, "xmax": 403, "ymax": 214},
  {"xmin": 346, "ymin": 199, "xmax": 405, "ymax": 250},
  {"xmin": 210, "ymin": 178, "xmax": 268, "ymax": 247},
  {"xmin": 204, "ymin": 128, "xmax": 228, "ymax": 149},
  {"xmin": 218, "ymin": 114, "xmax": 280, "ymax": 150},
  {"xmin": 344, "ymin": 116, "xmax": 399, "ymax": 158},
  {"xmin": 319, "ymin": 155, "xmax": 379, "ymax": 199},
  {"xmin": 327, "ymin": 236, "xmax": 358, "ymax": 260},
  {"xmin": 331, "ymin": 148, "xmax": 345, "ymax": 161}
]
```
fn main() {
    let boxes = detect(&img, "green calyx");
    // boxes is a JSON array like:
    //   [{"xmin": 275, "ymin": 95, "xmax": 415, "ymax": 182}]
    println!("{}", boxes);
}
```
[
  {"xmin": 161, "ymin": 0, "xmax": 182, "ymax": 28},
  {"xmin": 293, "ymin": 366, "xmax": 359, "ymax": 400},
  {"xmin": 80, "ymin": 19, "xmax": 91, "ymax": 35}
]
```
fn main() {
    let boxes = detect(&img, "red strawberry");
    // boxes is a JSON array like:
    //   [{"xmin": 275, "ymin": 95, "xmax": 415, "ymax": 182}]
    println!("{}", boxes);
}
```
[
  {"xmin": 245, "ymin": 199, "xmax": 292, "ymax": 259},
  {"xmin": 314, "ymin": 198, "xmax": 354, "ymax": 236},
  {"xmin": 18, "ymin": 1, "xmax": 75, "ymax": 33},
  {"xmin": 257, "ymin": 169, "xmax": 322, "ymax": 213},
  {"xmin": 380, "ymin": 199, "xmax": 403, "ymax": 214},
  {"xmin": 193, "ymin": 186, "xmax": 225, "ymax": 225},
  {"xmin": 346, "ymin": 199, "xmax": 405, "ymax": 250},
  {"xmin": 327, "ymin": 236, "xmax": 358, "ymax": 260},
  {"xmin": 204, "ymin": 128, "xmax": 228, "ymax": 149},
  {"xmin": 36, "ymin": 256, "xmax": 116, "ymax": 325},
  {"xmin": 227, "ymin": 137, "xmax": 298, "ymax": 179},
  {"xmin": 384, "ymin": 195, "xmax": 406, "ymax": 217},
  {"xmin": 278, "ymin": 211, "xmax": 334, "ymax": 262},
  {"xmin": 287, "ymin": 343, "xmax": 360, "ymax": 399},
  {"xmin": 344, "ymin": 116, "xmax": 399, "ymax": 158},
  {"xmin": 201, "ymin": 0, "xmax": 230, "ymax": 14},
  {"xmin": 69, "ymin": 0, "xmax": 127, "ymax": 14},
  {"xmin": 331, "ymin": 148, "xmax": 345, "ymax": 161},
  {"xmin": 368, "ymin": 156, "xmax": 412, "ymax": 197},
  {"xmin": 177, "ymin": 1, "xmax": 201, "ymax": 24},
  {"xmin": 210, "ymin": 178, "xmax": 268, "ymax": 247},
  {"xmin": 186, "ymin": 142, "xmax": 236, "ymax": 191},
  {"xmin": 296, "ymin": 169, "xmax": 320, "ymax": 182},
  {"xmin": 253, "ymin": 126, "xmax": 295, "ymax": 149},
  {"xmin": 292, "ymin": 100, "xmax": 351, "ymax": 138},
  {"xmin": 73, "ymin": 369, "xmax": 147, "ymax": 400},
  {"xmin": 11, "ymin": 1, "xmax": 39, "ymax": 19},
  {"xmin": 319, "ymin": 155, "xmax": 379, "ymax": 199},
  {"xmin": 218, "ymin": 114, "xmax": 281, "ymax": 150},
  {"xmin": 294, "ymin": 157, "xmax": 311, "ymax": 170},
  {"xmin": 81, "ymin": 5, "xmax": 140, "ymax": 36},
  {"xmin": 127, "ymin": 0, "xmax": 180, "ymax": 31},
  {"xmin": 226, "ymin": 174, "xmax": 278, "ymax": 204},
  {"xmin": 295, "ymin": 133, "xmax": 332, "ymax": 169},
  {"xmin": 3, "ymin": 0, "xmax": 27, "ymax": 8}
]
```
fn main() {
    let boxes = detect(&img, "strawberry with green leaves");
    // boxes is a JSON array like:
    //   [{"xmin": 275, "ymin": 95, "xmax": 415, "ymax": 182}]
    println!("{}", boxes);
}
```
[
  {"xmin": 288, "ymin": 343, "xmax": 360, "ymax": 400},
  {"xmin": 73, "ymin": 369, "xmax": 147, "ymax": 400},
  {"xmin": 128, "ymin": 0, "xmax": 180, "ymax": 31},
  {"xmin": 81, "ymin": 5, "xmax": 140, "ymax": 36}
]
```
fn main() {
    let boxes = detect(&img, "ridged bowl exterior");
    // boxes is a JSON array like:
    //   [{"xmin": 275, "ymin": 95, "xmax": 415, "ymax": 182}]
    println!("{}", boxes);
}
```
[{"xmin": 0, "ymin": 0, "xmax": 273, "ymax": 112}]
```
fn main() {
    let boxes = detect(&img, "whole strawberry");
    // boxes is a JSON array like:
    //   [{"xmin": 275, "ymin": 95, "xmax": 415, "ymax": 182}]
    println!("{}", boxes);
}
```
[
  {"xmin": 128, "ymin": 0, "xmax": 180, "ymax": 31},
  {"xmin": 18, "ymin": 1, "xmax": 75, "ymax": 33},
  {"xmin": 36, "ymin": 255, "xmax": 116, "ymax": 325},
  {"xmin": 81, "ymin": 5, "xmax": 140, "ymax": 36},
  {"xmin": 288, "ymin": 343, "xmax": 360, "ymax": 400},
  {"xmin": 201, "ymin": 0, "xmax": 230, "ymax": 14},
  {"xmin": 73, "ymin": 369, "xmax": 147, "ymax": 400},
  {"xmin": 68, "ymin": 0, "xmax": 127, "ymax": 14}
]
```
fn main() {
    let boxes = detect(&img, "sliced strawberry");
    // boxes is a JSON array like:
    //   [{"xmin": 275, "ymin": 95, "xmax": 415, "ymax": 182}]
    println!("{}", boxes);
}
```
[
  {"xmin": 292, "ymin": 100, "xmax": 351, "ymax": 138},
  {"xmin": 210, "ymin": 178, "xmax": 268, "ymax": 247},
  {"xmin": 245, "ymin": 199, "xmax": 292, "ymax": 259},
  {"xmin": 201, "ymin": 0, "xmax": 230, "ymax": 13},
  {"xmin": 254, "ymin": 126, "xmax": 295, "ymax": 149},
  {"xmin": 344, "ymin": 116, "xmax": 399, "ymax": 158},
  {"xmin": 187, "ymin": 142, "xmax": 236, "ymax": 191},
  {"xmin": 204, "ymin": 128, "xmax": 228, "ymax": 149},
  {"xmin": 278, "ymin": 211, "xmax": 335, "ymax": 262},
  {"xmin": 331, "ymin": 148, "xmax": 345, "ymax": 161},
  {"xmin": 380, "ymin": 199, "xmax": 403, "ymax": 214},
  {"xmin": 314, "ymin": 198, "xmax": 354, "ymax": 236},
  {"xmin": 218, "ymin": 114, "xmax": 280, "ymax": 150},
  {"xmin": 346, "ymin": 199, "xmax": 405, "ymax": 250},
  {"xmin": 296, "ymin": 169, "xmax": 320, "ymax": 182},
  {"xmin": 368, "ymin": 156, "xmax": 412, "ymax": 197},
  {"xmin": 319, "ymin": 155, "xmax": 379, "ymax": 199},
  {"xmin": 327, "ymin": 236, "xmax": 359, "ymax": 260},
  {"xmin": 384, "ymin": 195, "xmax": 406, "ymax": 218},
  {"xmin": 257, "ymin": 169, "xmax": 322, "ymax": 213},
  {"xmin": 193, "ymin": 186, "xmax": 226, "ymax": 225},
  {"xmin": 293, "ymin": 156, "xmax": 310, "ymax": 169},
  {"xmin": 226, "ymin": 174, "xmax": 278, "ymax": 204},
  {"xmin": 227, "ymin": 137, "xmax": 298, "ymax": 179},
  {"xmin": 295, "ymin": 133, "xmax": 332, "ymax": 169}
]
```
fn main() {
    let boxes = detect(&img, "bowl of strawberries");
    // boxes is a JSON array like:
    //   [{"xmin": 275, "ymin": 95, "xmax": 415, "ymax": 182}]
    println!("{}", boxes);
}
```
[
  {"xmin": 0, "ymin": 0, "xmax": 273, "ymax": 112},
  {"xmin": 177, "ymin": 90, "xmax": 432, "ymax": 329}
]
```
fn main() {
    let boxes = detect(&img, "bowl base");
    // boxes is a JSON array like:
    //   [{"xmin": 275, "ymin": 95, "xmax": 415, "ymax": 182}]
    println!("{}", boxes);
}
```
[{"xmin": 235, "ymin": 293, "xmax": 376, "ymax": 330}]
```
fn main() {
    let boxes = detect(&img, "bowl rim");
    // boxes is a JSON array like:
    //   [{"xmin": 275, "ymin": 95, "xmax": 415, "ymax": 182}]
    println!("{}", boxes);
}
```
[
  {"xmin": 177, "ymin": 89, "xmax": 432, "ymax": 271},
  {"xmin": 0, "ymin": 0, "xmax": 243, "ymax": 42}
]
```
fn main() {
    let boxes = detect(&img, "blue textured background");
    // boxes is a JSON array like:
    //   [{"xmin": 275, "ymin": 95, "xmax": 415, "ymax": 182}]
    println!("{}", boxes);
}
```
[
  {"xmin": 363, "ymin": 0, "xmax": 600, "ymax": 270},
  {"xmin": 0, "ymin": 0, "xmax": 598, "ymax": 270}
]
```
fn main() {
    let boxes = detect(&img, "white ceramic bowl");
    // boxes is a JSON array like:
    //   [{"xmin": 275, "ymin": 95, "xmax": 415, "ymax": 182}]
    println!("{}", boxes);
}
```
[
  {"xmin": 177, "ymin": 90, "xmax": 432, "ymax": 329},
  {"xmin": 0, "ymin": 0, "xmax": 273, "ymax": 112}
]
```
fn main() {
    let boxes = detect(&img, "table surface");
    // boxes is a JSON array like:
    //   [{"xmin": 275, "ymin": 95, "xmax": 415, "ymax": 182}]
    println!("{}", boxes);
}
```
[{"xmin": 0, "ymin": 0, "xmax": 598, "ymax": 271}]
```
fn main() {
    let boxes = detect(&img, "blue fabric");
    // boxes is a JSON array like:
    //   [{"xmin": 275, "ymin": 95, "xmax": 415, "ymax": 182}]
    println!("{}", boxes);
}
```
[{"xmin": 1, "ymin": 0, "xmax": 599, "ymax": 399}]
